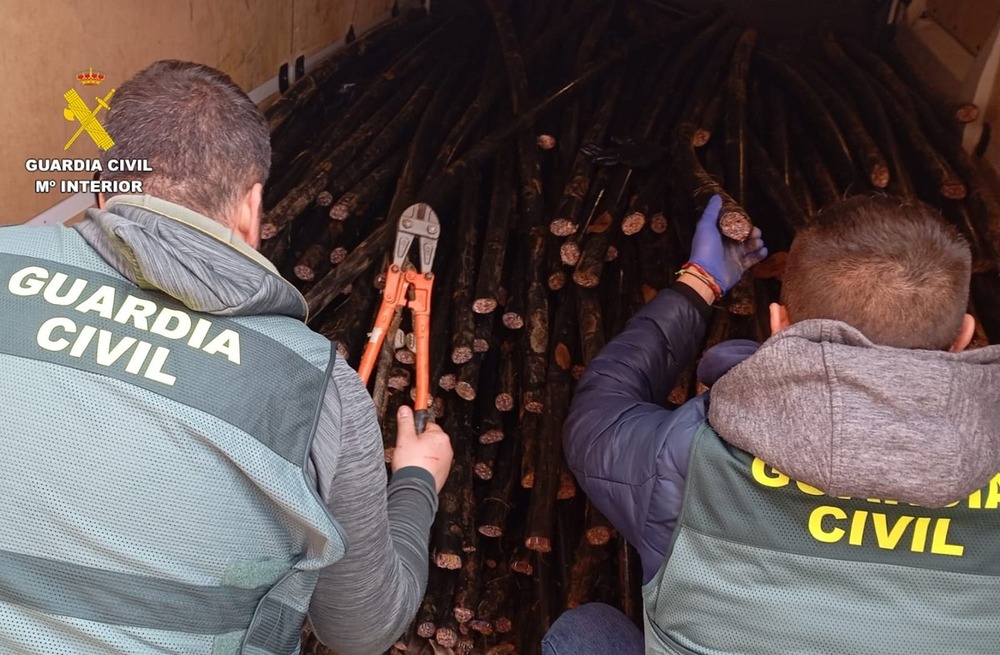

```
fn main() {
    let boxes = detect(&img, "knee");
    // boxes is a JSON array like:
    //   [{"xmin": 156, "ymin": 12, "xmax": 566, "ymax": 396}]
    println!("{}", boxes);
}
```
[
  {"xmin": 543, "ymin": 602, "xmax": 634, "ymax": 652},
  {"xmin": 554, "ymin": 603, "xmax": 623, "ymax": 630}
]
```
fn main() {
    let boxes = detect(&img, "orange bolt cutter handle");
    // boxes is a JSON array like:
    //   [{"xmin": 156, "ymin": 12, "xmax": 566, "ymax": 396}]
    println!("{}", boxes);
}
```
[
  {"xmin": 358, "ymin": 266, "xmax": 405, "ymax": 385},
  {"xmin": 409, "ymin": 274, "xmax": 434, "ymax": 434}
]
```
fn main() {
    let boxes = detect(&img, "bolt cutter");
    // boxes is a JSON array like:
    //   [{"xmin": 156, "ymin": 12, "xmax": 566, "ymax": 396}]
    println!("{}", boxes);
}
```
[{"xmin": 358, "ymin": 203, "xmax": 440, "ymax": 433}]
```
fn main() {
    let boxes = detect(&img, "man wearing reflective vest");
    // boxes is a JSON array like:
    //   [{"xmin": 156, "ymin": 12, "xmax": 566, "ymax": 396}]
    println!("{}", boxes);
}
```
[
  {"xmin": 0, "ymin": 60, "xmax": 453, "ymax": 654},
  {"xmin": 549, "ymin": 194, "xmax": 1000, "ymax": 654}
]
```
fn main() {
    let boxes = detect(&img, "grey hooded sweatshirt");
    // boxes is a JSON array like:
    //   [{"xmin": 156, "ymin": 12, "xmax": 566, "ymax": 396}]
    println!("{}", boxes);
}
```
[
  {"xmin": 709, "ymin": 318, "xmax": 1000, "ymax": 508},
  {"xmin": 73, "ymin": 194, "xmax": 437, "ymax": 655}
]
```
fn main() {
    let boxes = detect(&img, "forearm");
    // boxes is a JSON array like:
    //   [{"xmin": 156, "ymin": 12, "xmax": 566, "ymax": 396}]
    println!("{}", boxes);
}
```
[
  {"xmin": 563, "ymin": 285, "xmax": 708, "ymax": 475},
  {"xmin": 310, "ymin": 474, "xmax": 436, "ymax": 655},
  {"xmin": 308, "ymin": 363, "xmax": 438, "ymax": 655},
  {"xmin": 386, "ymin": 467, "xmax": 437, "ymax": 595},
  {"xmin": 572, "ymin": 284, "xmax": 710, "ymax": 409}
]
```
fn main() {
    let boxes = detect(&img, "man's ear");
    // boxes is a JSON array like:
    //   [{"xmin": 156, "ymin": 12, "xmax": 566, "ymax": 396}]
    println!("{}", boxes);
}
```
[
  {"xmin": 949, "ymin": 313, "xmax": 977, "ymax": 352},
  {"xmin": 97, "ymin": 193, "xmax": 107, "ymax": 209},
  {"xmin": 233, "ymin": 183, "xmax": 263, "ymax": 249},
  {"xmin": 769, "ymin": 303, "xmax": 791, "ymax": 336}
]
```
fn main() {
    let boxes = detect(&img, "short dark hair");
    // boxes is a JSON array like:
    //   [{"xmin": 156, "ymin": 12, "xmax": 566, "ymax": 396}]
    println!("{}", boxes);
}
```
[
  {"xmin": 100, "ymin": 60, "xmax": 270, "ymax": 223},
  {"xmin": 781, "ymin": 195, "xmax": 971, "ymax": 350}
]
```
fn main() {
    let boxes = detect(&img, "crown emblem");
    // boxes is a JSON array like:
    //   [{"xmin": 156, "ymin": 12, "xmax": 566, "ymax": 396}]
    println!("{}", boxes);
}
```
[{"xmin": 77, "ymin": 67, "xmax": 105, "ymax": 86}]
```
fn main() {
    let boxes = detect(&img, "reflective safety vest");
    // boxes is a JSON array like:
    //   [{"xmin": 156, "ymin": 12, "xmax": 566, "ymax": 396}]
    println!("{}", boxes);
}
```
[
  {"xmin": 0, "ymin": 226, "xmax": 346, "ymax": 654},
  {"xmin": 643, "ymin": 422, "xmax": 1000, "ymax": 655}
]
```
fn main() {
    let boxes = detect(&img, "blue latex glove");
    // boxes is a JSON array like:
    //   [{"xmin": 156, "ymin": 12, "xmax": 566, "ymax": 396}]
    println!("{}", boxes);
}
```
[{"xmin": 688, "ymin": 195, "xmax": 768, "ymax": 295}]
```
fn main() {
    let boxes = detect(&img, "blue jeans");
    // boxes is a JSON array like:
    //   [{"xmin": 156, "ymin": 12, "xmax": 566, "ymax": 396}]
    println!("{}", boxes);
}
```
[{"xmin": 541, "ymin": 603, "xmax": 645, "ymax": 655}]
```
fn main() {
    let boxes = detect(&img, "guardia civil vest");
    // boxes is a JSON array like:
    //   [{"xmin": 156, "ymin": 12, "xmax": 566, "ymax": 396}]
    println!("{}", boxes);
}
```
[
  {"xmin": 0, "ymin": 226, "xmax": 347, "ymax": 654},
  {"xmin": 643, "ymin": 423, "xmax": 1000, "ymax": 655}
]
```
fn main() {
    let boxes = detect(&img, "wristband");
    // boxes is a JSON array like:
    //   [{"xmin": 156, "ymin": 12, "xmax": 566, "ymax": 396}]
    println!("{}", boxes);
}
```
[{"xmin": 676, "ymin": 262, "xmax": 723, "ymax": 301}]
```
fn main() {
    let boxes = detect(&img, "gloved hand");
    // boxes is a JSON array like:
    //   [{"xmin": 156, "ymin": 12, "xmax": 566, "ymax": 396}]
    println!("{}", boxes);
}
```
[{"xmin": 688, "ymin": 195, "xmax": 768, "ymax": 295}]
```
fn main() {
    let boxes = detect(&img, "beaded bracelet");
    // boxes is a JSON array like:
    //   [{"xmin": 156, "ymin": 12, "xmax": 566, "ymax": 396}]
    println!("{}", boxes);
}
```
[{"xmin": 675, "ymin": 262, "xmax": 723, "ymax": 301}]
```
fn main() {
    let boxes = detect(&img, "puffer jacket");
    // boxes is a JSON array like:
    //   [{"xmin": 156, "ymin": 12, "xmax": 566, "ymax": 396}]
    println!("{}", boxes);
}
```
[{"xmin": 563, "ymin": 286, "xmax": 754, "ymax": 583}]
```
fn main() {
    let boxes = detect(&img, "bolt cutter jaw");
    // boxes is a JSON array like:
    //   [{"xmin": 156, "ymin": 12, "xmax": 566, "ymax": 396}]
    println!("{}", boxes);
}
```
[{"xmin": 395, "ymin": 203, "xmax": 440, "ymax": 273}]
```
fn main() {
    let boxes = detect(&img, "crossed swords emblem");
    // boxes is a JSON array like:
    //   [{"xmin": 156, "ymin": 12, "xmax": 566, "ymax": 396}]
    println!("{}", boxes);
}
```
[{"xmin": 63, "ymin": 88, "xmax": 116, "ymax": 151}]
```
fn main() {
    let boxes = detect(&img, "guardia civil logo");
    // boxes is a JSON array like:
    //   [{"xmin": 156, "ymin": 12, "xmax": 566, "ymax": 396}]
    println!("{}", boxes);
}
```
[
  {"xmin": 63, "ymin": 67, "xmax": 115, "ymax": 151},
  {"xmin": 25, "ymin": 68, "xmax": 149, "ymax": 195}
]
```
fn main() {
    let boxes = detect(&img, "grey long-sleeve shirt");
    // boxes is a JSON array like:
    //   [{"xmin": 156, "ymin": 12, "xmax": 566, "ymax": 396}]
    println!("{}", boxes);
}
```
[{"xmin": 306, "ymin": 355, "xmax": 438, "ymax": 655}]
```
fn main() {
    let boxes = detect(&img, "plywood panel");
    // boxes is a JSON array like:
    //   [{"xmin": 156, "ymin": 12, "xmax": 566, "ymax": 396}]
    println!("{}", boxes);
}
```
[
  {"xmin": 352, "ymin": 0, "xmax": 395, "ymax": 32},
  {"xmin": 293, "ymin": 0, "xmax": 357, "ymax": 61},
  {"xmin": 927, "ymin": 0, "xmax": 1000, "ymax": 55},
  {"xmin": 1, "ymin": 0, "xmax": 295, "ymax": 225},
  {"xmin": 291, "ymin": 0, "xmax": 394, "ymax": 61}
]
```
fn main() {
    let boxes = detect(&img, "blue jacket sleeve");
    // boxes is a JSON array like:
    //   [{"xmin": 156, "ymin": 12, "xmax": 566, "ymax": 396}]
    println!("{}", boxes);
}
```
[{"xmin": 564, "ymin": 286, "xmax": 709, "ymax": 583}]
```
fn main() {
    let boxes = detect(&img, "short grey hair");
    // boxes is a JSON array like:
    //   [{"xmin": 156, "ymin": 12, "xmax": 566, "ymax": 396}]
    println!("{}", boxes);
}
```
[
  {"xmin": 782, "ymin": 194, "xmax": 971, "ymax": 350},
  {"xmin": 100, "ymin": 60, "xmax": 270, "ymax": 223}
]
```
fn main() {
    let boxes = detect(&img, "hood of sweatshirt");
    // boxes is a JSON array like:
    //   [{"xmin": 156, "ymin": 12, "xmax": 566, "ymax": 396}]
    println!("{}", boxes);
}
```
[
  {"xmin": 75, "ymin": 195, "xmax": 307, "ymax": 320},
  {"xmin": 708, "ymin": 319, "xmax": 1000, "ymax": 507}
]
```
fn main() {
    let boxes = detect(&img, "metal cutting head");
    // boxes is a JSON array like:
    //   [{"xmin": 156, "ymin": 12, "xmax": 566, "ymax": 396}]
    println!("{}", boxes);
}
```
[{"xmin": 393, "ymin": 203, "xmax": 440, "ymax": 273}]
